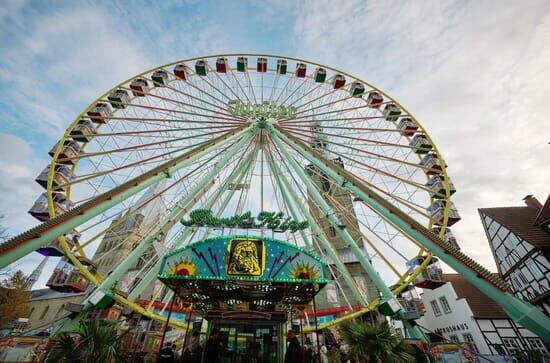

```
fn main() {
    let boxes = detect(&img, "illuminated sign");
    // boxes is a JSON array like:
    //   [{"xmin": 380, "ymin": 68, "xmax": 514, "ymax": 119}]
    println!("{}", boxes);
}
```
[
  {"xmin": 180, "ymin": 209, "xmax": 309, "ymax": 232},
  {"xmin": 226, "ymin": 238, "xmax": 265, "ymax": 277},
  {"xmin": 228, "ymin": 99, "xmax": 297, "ymax": 119}
]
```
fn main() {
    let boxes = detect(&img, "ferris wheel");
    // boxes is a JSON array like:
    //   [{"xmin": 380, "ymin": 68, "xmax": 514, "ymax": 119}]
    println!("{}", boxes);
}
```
[{"xmin": 1, "ymin": 54, "xmax": 549, "ymax": 341}]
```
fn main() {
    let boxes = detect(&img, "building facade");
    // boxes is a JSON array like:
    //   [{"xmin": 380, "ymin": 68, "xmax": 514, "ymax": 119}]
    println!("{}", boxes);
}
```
[
  {"xmin": 479, "ymin": 195, "xmax": 550, "ymax": 316},
  {"xmin": 306, "ymin": 159, "xmax": 379, "ymax": 310},
  {"xmin": 418, "ymin": 274, "xmax": 548, "ymax": 358},
  {"xmin": 26, "ymin": 289, "xmax": 86, "ymax": 330}
]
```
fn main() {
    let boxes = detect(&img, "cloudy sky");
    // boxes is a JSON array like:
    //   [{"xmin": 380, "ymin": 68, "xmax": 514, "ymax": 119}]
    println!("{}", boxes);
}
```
[{"xmin": 1, "ymin": 0, "xmax": 549, "ymax": 284}]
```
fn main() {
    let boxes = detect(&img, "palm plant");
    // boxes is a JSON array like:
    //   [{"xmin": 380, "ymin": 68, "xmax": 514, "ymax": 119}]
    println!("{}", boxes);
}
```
[
  {"xmin": 46, "ymin": 317, "xmax": 127, "ymax": 363},
  {"xmin": 338, "ymin": 320, "xmax": 416, "ymax": 363}
]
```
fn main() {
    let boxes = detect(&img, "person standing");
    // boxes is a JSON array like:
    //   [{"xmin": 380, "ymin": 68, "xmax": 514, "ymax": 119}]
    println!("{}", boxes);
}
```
[
  {"xmin": 285, "ymin": 330, "xmax": 301, "ymax": 363},
  {"xmin": 189, "ymin": 331, "xmax": 202, "ymax": 363},
  {"xmin": 203, "ymin": 329, "xmax": 222, "ymax": 363},
  {"xmin": 304, "ymin": 337, "xmax": 313, "ymax": 363},
  {"xmin": 159, "ymin": 342, "xmax": 175, "ymax": 363}
]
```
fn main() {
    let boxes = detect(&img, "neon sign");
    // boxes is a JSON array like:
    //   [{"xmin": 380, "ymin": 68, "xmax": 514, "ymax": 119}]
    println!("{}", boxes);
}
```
[
  {"xmin": 228, "ymin": 100, "xmax": 297, "ymax": 119},
  {"xmin": 180, "ymin": 209, "xmax": 309, "ymax": 232}
]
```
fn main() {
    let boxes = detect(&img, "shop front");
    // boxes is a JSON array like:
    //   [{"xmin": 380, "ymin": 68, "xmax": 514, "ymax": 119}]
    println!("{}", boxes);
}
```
[{"xmin": 157, "ymin": 235, "xmax": 327, "ymax": 363}]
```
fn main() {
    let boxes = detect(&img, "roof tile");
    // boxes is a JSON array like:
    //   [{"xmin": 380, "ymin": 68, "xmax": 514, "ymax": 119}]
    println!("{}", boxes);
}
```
[
  {"xmin": 479, "ymin": 206, "xmax": 550, "ymax": 250},
  {"xmin": 443, "ymin": 273, "xmax": 508, "ymax": 318}
]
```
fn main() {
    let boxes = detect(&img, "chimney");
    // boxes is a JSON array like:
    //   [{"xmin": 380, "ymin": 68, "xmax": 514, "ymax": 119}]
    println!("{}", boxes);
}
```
[{"xmin": 523, "ymin": 195, "xmax": 543, "ymax": 210}]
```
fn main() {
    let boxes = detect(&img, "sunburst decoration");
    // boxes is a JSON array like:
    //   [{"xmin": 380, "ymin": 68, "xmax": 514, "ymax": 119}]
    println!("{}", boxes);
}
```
[
  {"xmin": 289, "ymin": 262, "xmax": 319, "ymax": 280},
  {"xmin": 168, "ymin": 258, "xmax": 197, "ymax": 276}
]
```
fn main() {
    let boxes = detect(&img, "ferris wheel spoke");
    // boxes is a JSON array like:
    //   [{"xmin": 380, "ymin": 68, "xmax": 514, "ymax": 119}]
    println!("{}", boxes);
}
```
[
  {"xmin": 88, "ymin": 116, "xmax": 244, "ymax": 127},
  {"xmin": 280, "ymin": 128, "xmax": 427, "ymax": 172},
  {"xmin": 282, "ymin": 102, "xmax": 406, "ymax": 123},
  {"xmin": 279, "ymin": 77, "xmax": 310, "ymax": 106},
  {"xmin": 84, "ymin": 125, "xmax": 237, "ymax": 138},
  {"xmin": 322, "ymin": 149, "xmax": 430, "ymax": 195},
  {"xmin": 289, "ymin": 78, "xmax": 349, "ymax": 110},
  {"xmin": 58, "ymin": 129, "xmax": 234, "ymax": 163},
  {"xmin": 285, "ymin": 78, "xmax": 327, "ymax": 108},
  {"xmin": 207, "ymin": 65, "xmax": 247, "ymax": 105},
  {"xmin": 281, "ymin": 125, "xmax": 417, "ymax": 151},
  {"xmin": 190, "ymin": 70, "xmax": 234, "ymax": 103},
  {"xmin": 78, "ymin": 156, "xmax": 211, "ymax": 250},
  {"xmin": 226, "ymin": 68, "xmax": 252, "ymax": 104},
  {"xmin": 97, "ymin": 102, "xmax": 245, "ymax": 124},
  {"xmin": 322, "ymin": 191, "xmax": 402, "ymax": 278},
  {"xmin": 161, "ymin": 69, "xmax": 229, "ymax": 109},
  {"xmin": 273, "ymin": 75, "xmax": 294, "ymax": 105},
  {"xmin": 54, "ymin": 137, "xmax": 226, "ymax": 191},
  {"xmin": 117, "ymin": 85, "xmax": 242, "ymax": 120},
  {"xmin": 305, "ymin": 163, "xmax": 431, "ymax": 223},
  {"xmin": 243, "ymin": 70, "xmax": 258, "ymax": 105},
  {"xmin": 162, "ymin": 75, "xmax": 236, "ymax": 115},
  {"xmin": 268, "ymin": 73, "xmax": 281, "ymax": 103},
  {"xmin": 279, "ymin": 113, "xmax": 403, "ymax": 126}
]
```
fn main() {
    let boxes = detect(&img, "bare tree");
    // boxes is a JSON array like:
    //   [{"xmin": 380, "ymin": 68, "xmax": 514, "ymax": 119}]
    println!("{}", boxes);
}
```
[
  {"xmin": 0, "ymin": 214, "xmax": 8, "ymax": 242},
  {"xmin": 0, "ymin": 214, "xmax": 15, "ymax": 278}
]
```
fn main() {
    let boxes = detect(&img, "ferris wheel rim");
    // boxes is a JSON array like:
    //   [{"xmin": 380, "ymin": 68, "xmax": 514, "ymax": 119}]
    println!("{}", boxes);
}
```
[{"xmin": 43, "ymin": 53, "xmax": 455, "ymax": 329}]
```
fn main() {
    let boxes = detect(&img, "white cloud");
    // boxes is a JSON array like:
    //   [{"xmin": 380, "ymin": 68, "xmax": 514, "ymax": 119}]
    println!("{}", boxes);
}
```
[
  {"xmin": 288, "ymin": 0, "xmax": 550, "ymax": 271},
  {"xmin": 0, "ymin": 5, "xmax": 154, "ymax": 138},
  {"xmin": 0, "ymin": 133, "xmax": 55, "ymax": 287},
  {"xmin": 0, "ymin": 134, "xmax": 46, "ymax": 232}
]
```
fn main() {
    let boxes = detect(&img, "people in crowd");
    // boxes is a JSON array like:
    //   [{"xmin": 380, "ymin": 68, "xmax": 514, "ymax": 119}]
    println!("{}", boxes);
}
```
[
  {"xmin": 304, "ymin": 337, "xmax": 313, "ymax": 363},
  {"xmin": 327, "ymin": 343, "xmax": 342, "ymax": 363},
  {"xmin": 159, "ymin": 342, "xmax": 175, "ymax": 363},
  {"xmin": 203, "ymin": 329, "xmax": 222, "ymax": 363},
  {"xmin": 284, "ymin": 330, "xmax": 301, "ymax": 363},
  {"xmin": 189, "ymin": 330, "xmax": 202, "ymax": 363},
  {"xmin": 319, "ymin": 345, "xmax": 329, "ymax": 363}
]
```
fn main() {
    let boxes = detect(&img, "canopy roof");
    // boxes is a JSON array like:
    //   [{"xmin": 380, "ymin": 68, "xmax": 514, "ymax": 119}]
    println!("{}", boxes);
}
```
[{"xmin": 158, "ymin": 235, "xmax": 327, "ymax": 311}]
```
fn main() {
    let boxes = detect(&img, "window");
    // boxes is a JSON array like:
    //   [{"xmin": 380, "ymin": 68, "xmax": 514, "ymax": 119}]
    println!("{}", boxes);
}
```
[
  {"xmin": 518, "ymin": 272, "xmax": 528, "ymax": 284},
  {"xmin": 527, "ymin": 338, "xmax": 548, "ymax": 354},
  {"xmin": 502, "ymin": 338, "xmax": 519, "ymax": 355},
  {"xmin": 430, "ymin": 300, "xmax": 442, "ymax": 316},
  {"xmin": 527, "ymin": 260, "xmax": 544, "ymax": 279},
  {"xmin": 56, "ymin": 304, "xmax": 65, "ymax": 318},
  {"xmin": 449, "ymin": 335, "xmax": 459, "ymax": 343},
  {"xmin": 329, "ymin": 226, "xmax": 337, "ymax": 238},
  {"xmin": 39, "ymin": 306, "xmax": 49, "ymax": 320},
  {"xmin": 439, "ymin": 296, "xmax": 452, "ymax": 313},
  {"xmin": 488, "ymin": 222, "xmax": 500, "ymax": 239},
  {"xmin": 463, "ymin": 333, "xmax": 478, "ymax": 353}
]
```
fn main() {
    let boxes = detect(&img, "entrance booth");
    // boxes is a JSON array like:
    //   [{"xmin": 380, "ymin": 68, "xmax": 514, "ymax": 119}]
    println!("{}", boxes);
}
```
[{"xmin": 158, "ymin": 235, "xmax": 328, "ymax": 363}]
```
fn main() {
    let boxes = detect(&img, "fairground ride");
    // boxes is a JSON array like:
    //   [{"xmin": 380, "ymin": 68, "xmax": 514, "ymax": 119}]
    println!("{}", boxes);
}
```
[{"xmin": 0, "ymin": 54, "xmax": 548, "ymax": 343}]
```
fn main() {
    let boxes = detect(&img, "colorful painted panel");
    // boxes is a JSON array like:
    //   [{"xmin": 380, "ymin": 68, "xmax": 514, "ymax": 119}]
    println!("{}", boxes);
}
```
[{"xmin": 159, "ymin": 235, "xmax": 327, "ymax": 283}]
